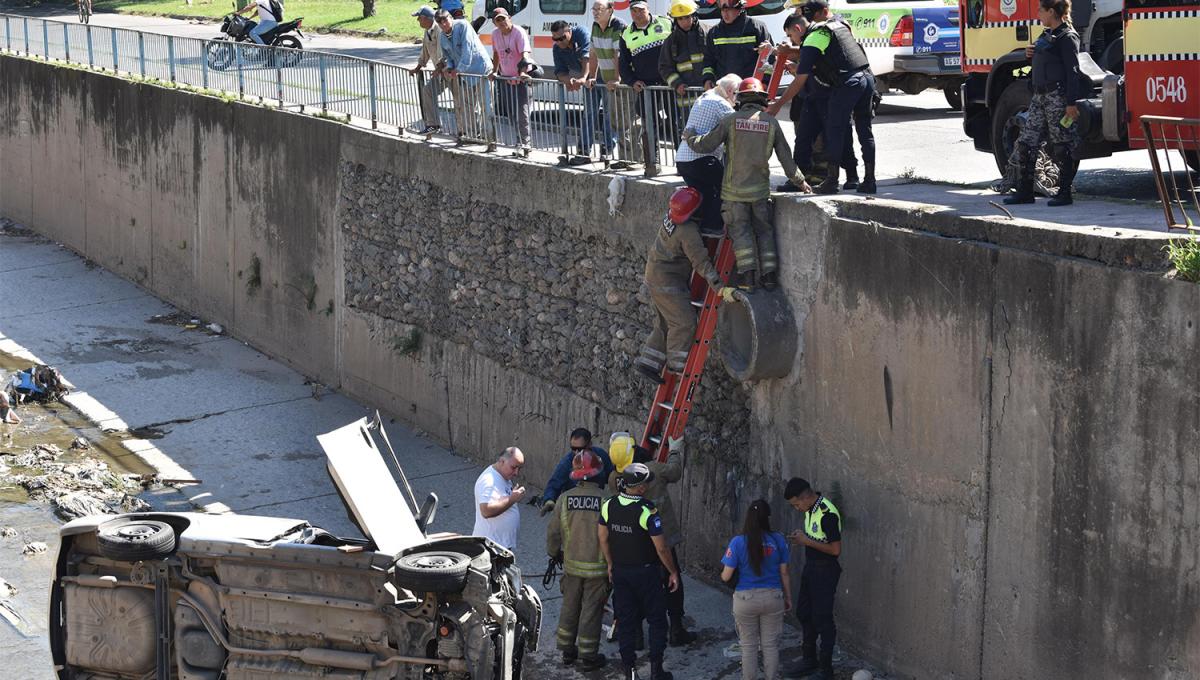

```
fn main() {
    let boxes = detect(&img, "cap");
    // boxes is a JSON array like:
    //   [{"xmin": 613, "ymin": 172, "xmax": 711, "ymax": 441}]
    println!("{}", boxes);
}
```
[
  {"xmin": 569, "ymin": 451, "xmax": 604, "ymax": 481},
  {"xmin": 630, "ymin": 0, "xmax": 650, "ymax": 8},
  {"xmin": 800, "ymin": 0, "xmax": 828, "ymax": 18},
  {"xmin": 411, "ymin": 5, "xmax": 436, "ymax": 18},
  {"xmin": 621, "ymin": 462, "xmax": 655, "ymax": 487},
  {"xmin": 491, "ymin": 7, "xmax": 510, "ymax": 18}
]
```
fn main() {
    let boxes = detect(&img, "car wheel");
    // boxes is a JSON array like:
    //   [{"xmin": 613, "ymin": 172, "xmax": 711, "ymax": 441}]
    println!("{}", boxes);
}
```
[
  {"xmin": 394, "ymin": 551, "xmax": 471, "ymax": 593},
  {"xmin": 991, "ymin": 79, "xmax": 1058, "ymax": 197},
  {"xmin": 944, "ymin": 85, "xmax": 963, "ymax": 111},
  {"xmin": 96, "ymin": 518, "xmax": 176, "ymax": 562}
]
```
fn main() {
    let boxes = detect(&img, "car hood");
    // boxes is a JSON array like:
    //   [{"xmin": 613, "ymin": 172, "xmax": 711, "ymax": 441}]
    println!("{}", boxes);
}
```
[{"xmin": 317, "ymin": 417, "xmax": 426, "ymax": 555}]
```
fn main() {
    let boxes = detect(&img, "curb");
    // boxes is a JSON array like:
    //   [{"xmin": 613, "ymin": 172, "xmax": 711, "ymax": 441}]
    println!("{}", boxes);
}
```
[{"xmin": 107, "ymin": 8, "xmax": 423, "ymax": 42}]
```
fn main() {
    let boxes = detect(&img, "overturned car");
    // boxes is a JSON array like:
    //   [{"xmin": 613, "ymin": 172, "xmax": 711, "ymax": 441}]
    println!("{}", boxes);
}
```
[{"xmin": 48, "ymin": 415, "xmax": 541, "ymax": 679}]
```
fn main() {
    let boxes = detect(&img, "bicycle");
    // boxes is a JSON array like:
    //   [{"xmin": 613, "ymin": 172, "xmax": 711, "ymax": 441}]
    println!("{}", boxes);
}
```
[{"xmin": 77, "ymin": 0, "xmax": 92, "ymax": 24}]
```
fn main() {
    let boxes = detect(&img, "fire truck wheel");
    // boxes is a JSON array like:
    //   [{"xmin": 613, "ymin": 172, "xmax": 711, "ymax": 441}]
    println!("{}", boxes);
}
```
[
  {"xmin": 1185, "ymin": 151, "xmax": 1200, "ymax": 174},
  {"xmin": 992, "ymin": 80, "xmax": 1058, "ymax": 197},
  {"xmin": 943, "ymin": 86, "xmax": 962, "ymax": 112}
]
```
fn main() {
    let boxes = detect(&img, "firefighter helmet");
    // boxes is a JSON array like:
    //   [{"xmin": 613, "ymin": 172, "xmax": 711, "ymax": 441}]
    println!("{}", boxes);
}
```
[
  {"xmin": 609, "ymin": 432, "xmax": 636, "ymax": 472},
  {"xmin": 668, "ymin": 186, "xmax": 703, "ymax": 224},
  {"xmin": 669, "ymin": 0, "xmax": 698, "ymax": 17},
  {"xmin": 569, "ymin": 450, "xmax": 604, "ymax": 481},
  {"xmin": 719, "ymin": 0, "xmax": 746, "ymax": 9},
  {"xmin": 737, "ymin": 77, "xmax": 766, "ymax": 94}
]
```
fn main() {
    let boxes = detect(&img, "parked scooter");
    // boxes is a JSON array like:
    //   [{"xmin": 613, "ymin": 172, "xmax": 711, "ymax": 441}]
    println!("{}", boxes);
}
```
[{"xmin": 206, "ymin": 12, "xmax": 305, "ymax": 70}]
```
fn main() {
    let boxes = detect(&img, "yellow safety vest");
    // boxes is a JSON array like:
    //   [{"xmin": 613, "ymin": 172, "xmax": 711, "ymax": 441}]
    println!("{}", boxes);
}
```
[{"xmin": 804, "ymin": 496, "xmax": 842, "ymax": 543}]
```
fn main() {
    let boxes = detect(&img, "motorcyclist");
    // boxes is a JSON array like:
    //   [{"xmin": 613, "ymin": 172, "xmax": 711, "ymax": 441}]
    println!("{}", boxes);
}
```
[{"xmin": 235, "ymin": 0, "xmax": 284, "ymax": 45}]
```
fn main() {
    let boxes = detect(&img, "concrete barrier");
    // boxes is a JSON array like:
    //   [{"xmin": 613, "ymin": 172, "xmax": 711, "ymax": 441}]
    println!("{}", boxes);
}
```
[{"xmin": 2, "ymin": 53, "xmax": 1198, "ymax": 680}]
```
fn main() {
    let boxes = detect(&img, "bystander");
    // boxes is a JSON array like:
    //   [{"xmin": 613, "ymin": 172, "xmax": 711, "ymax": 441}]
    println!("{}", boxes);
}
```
[
  {"xmin": 490, "ymin": 8, "xmax": 536, "ymax": 156},
  {"xmin": 473, "ymin": 447, "xmax": 526, "ymax": 550},
  {"xmin": 437, "ymin": 9, "xmax": 496, "ymax": 150},
  {"xmin": 409, "ymin": 6, "xmax": 450, "ymax": 135}
]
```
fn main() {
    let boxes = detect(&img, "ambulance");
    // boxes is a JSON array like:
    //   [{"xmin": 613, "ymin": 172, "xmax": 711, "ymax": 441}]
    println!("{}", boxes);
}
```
[
  {"xmin": 472, "ymin": 0, "xmax": 966, "ymax": 100},
  {"xmin": 959, "ymin": 0, "xmax": 1200, "ymax": 186}
]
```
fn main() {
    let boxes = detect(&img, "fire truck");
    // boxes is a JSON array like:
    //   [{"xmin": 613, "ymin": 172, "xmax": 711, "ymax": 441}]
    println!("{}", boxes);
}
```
[{"xmin": 958, "ymin": 0, "xmax": 1200, "ymax": 190}]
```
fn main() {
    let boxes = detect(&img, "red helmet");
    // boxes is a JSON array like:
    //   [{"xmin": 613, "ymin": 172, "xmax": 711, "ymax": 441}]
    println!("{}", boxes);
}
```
[
  {"xmin": 737, "ymin": 77, "xmax": 765, "ymax": 94},
  {"xmin": 668, "ymin": 187, "xmax": 703, "ymax": 224},
  {"xmin": 569, "ymin": 451, "xmax": 603, "ymax": 481}
]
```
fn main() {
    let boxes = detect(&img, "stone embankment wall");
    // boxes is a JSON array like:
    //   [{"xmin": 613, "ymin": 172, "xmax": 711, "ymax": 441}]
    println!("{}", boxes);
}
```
[{"xmin": 2, "ymin": 54, "xmax": 1198, "ymax": 680}]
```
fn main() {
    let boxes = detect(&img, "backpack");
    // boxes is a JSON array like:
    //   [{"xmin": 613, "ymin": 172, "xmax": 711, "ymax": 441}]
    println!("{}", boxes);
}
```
[{"xmin": 268, "ymin": 0, "xmax": 283, "ymax": 22}]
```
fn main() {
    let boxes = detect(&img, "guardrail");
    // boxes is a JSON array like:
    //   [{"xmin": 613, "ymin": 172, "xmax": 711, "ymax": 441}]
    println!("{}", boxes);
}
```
[
  {"xmin": 0, "ymin": 12, "xmax": 703, "ymax": 176},
  {"xmin": 1141, "ymin": 116, "xmax": 1200, "ymax": 231}
]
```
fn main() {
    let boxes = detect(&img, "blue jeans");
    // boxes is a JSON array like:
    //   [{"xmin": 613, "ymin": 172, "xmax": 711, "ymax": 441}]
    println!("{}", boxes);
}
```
[
  {"xmin": 249, "ymin": 18, "xmax": 277, "ymax": 45},
  {"xmin": 585, "ymin": 79, "xmax": 616, "ymax": 156}
]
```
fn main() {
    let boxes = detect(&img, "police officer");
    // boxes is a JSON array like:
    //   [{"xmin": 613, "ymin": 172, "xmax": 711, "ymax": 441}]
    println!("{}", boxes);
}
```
[
  {"xmin": 618, "ymin": 0, "xmax": 673, "ymax": 172},
  {"xmin": 683, "ymin": 77, "xmax": 809, "ymax": 291},
  {"xmin": 606, "ymin": 433, "xmax": 697, "ymax": 646},
  {"xmin": 547, "ymin": 452, "xmax": 611, "ymax": 672},
  {"xmin": 634, "ymin": 187, "xmax": 730, "ymax": 383},
  {"xmin": 599, "ymin": 462, "xmax": 680, "ymax": 680},
  {"xmin": 702, "ymin": 0, "xmax": 771, "ymax": 86},
  {"xmin": 783, "ymin": 477, "xmax": 842, "ymax": 680},
  {"xmin": 1002, "ymin": 0, "xmax": 1082, "ymax": 206},
  {"xmin": 769, "ymin": 0, "xmax": 877, "ymax": 195}
]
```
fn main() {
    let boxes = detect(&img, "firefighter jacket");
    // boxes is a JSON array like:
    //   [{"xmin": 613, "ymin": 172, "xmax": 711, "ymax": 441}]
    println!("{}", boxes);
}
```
[
  {"xmin": 608, "ymin": 451, "xmax": 684, "ymax": 547},
  {"xmin": 546, "ymin": 480, "xmax": 609, "ymax": 578},
  {"xmin": 659, "ymin": 22, "xmax": 710, "ymax": 89},
  {"xmin": 644, "ymin": 216, "xmax": 722, "ymax": 294},
  {"xmin": 619, "ymin": 16, "xmax": 673, "ymax": 86},
  {"xmin": 702, "ymin": 12, "xmax": 771, "ymax": 82},
  {"xmin": 683, "ymin": 102, "xmax": 801, "ymax": 202}
]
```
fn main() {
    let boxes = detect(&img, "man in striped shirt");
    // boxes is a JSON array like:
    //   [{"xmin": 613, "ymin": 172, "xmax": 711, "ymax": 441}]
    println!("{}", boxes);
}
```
[
  {"xmin": 587, "ymin": 0, "xmax": 625, "ymax": 157},
  {"xmin": 675, "ymin": 74, "xmax": 740, "ymax": 236}
]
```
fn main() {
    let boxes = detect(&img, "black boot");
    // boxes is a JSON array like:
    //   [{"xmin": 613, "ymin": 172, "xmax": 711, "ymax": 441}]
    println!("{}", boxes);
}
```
[
  {"xmin": 578, "ymin": 653, "xmax": 607, "ymax": 672},
  {"xmin": 668, "ymin": 618, "xmax": 697, "ymax": 646},
  {"xmin": 562, "ymin": 648, "xmax": 578, "ymax": 666},
  {"xmin": 634, "ymin": 626, "xmax": 645, "ymax": 652},
  {"xmin": 635, "ymin": 362, "xmax": 665, "ymax": 384},
  {"xmin": 1003, "ymin": 144, "xmax": 1036, "ymax": 205},
  {"xmin": 1047, "ymin": 143, "xmax": 1076, "ymax": 206},
  {"xmin": 734, "ymin": 268, "xmax": 758, "ymax": 290},
  {"xmin": 816, "ymin": 649, "xmax": 834, "ymax": 680},
  {"xmin": 650, "ymin": 660, "xmax": 674, "ymax": 680},
  {"xmin": 842, "ymin": 170, "xmax": 859, "ymax": 191},
  {"xmin": 759, "ymin": 271, "xmax": 778, "ymax": 291},
  {"xmin": 787, "ymin": 656, "xmax": 820, "ymax": 678},
  {"xmin": 857, "ymin": 163, "xmax": 876, "ymax": 194},
  {"xmin": 814, "ymin": 165, "xmax": 840, "ymax": 194}
]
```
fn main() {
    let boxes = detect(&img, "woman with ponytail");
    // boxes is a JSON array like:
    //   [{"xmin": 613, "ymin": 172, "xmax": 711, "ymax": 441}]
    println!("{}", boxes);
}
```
[
  {"xmin": 1000, "ymin": 0, "xmax": 1083, "ymax": 206},
  {"xmin": 720, "ymin": 499, "xmax": 792, "ymax": 680}
]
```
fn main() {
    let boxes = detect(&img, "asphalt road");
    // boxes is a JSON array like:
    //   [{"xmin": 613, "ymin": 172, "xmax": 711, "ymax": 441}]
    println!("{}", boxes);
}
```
[{"xmin": 3, "ymin": 6, "xmax": 1169, "ymax": 203}]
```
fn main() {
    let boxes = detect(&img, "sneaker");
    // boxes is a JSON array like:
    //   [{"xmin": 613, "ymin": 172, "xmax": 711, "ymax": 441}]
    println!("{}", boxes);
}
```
[
  {"xmin": 567, "ymin": 155, "xmax": 592, "ymax": 166},
  {"xmin": 611, "ymin": 160, "xmax": 640, "ymax": 171},
  {"xmin": 418, "ymin": 125, "xmax": 441, "ymax": 135},
  {"xmin": 485, "ymin": 142, "xmax": 497, "ymax": 153}
]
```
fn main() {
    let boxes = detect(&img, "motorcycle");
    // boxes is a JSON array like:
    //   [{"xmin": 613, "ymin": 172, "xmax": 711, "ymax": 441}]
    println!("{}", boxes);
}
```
[{"xmin": 205, "ymin": 13, "xmax": 305, "ymax": 71}]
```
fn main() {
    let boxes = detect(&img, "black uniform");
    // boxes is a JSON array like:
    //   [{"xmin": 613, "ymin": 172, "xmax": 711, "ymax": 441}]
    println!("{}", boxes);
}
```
[
  {"xmin": 702, "ymin": 11, "xmax": 771, "ymax": 83},
  {"xmin": 1010, "ymin": 22, "xmax": 1083, "ymax": 201},
  {"xmin": 600, "ymin": 493, "xmax": 669, "ymax": 671},
  {"xmin": 796, "ymin": 495, "xmax": 842, "ymax": 676}
]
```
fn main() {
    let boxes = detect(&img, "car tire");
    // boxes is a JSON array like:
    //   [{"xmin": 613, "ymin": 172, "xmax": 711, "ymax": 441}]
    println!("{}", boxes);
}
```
[
  {"xmin": 394, "ymin": 551, "xmax": 471, "ymax": 593},
  {"xmin": 991, "ymin": 79, "xmax": 1058, "ymax": 197},
  {"xmin": 944, "ymin": 85, "xmax": 963, "ymax": 111},
  {"xmin": 96, "ymin": 518, "xmax": 176, "ymax": 562}
]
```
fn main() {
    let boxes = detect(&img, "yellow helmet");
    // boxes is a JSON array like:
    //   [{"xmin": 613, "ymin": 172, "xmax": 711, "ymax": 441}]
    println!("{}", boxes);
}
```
[
  {"xmin": 669, "ymin": 0, "xmax": 698, "ymax": 18},
  {"xmin": 609, "ymin": 432, "xmax": 636, "ymax": 472}
]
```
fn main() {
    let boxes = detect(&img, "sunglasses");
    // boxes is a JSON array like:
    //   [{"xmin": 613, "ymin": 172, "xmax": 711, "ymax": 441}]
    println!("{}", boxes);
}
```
[{"xmin": 553, "ymin": 33, "xmax": 570, "ymax": 41}]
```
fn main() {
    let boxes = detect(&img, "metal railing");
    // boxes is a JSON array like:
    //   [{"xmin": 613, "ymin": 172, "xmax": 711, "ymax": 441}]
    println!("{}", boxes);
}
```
[
  {"xmin": 0, "ymin": 12, "xmax": 703, "ymax": 177},
  {"xmin": 1141, "ymin": 116, "xmax": 1200, "ymax": 231}
]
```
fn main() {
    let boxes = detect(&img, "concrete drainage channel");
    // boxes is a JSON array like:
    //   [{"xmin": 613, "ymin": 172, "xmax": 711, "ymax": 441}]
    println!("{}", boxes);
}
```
[{"xmin": 717, "ymin": 289, "xmax": 799, "ymax": 382}]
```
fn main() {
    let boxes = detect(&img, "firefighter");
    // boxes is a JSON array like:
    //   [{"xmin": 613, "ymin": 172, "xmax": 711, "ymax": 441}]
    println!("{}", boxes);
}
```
[
  {"xmin": 768, "ymin": 0, "xmax": 877, "ymax": 194},
  {"xmin": 634, "ymin": 186, "xmax": 730, "ymax": 383},
  {"xmin": 1001, "ymin": 0, "xmax": 1082, "ymax": 206},
  {"xmin": 607, "ymin": 433, "xmax": 698, "ymax": 647},
  {"xmin": 659, "ymin": 0, "xmax": 709, "ymax": 134},
  {"xmin": 547, "ymin": 451, "xmax": 611, "ymax": 672},
  {"xmin": 702, "ymin": 0, "xmax": 772, "ymax": 86},
  {"xmin": 599, "ymin": 462, "xmax": 681, "ymax": 680},
  {"xmin": 683, "ymin": 78, "xmax": 809, "ymax": 291}
]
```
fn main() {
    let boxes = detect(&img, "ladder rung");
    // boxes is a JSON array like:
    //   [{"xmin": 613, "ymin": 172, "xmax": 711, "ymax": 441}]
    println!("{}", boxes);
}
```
[
  {"xmin": 658, "ymin": 402, "xmax": 674, "ymax": 411},
  {"xmin": 648, "ymin": 435, "xmax": 662, "ymax": 445},
  {"xmin": 690, "ymin": 299, "xmax": 703, "ymax": 307}
]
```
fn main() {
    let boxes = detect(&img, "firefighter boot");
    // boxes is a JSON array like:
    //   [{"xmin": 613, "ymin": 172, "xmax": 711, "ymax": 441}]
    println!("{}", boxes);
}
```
[
  {"xmin": 814, "ymin": 165, "xmax": 841, "ymax": 195},
  {"xmin": 1004, "ymin": 145, "xmax": 1036, "ymax": 205},
  {"xmin": 668, "ymin": 616, "xmax": 697, "ymax": 646},
  {"xmin": 857, "ymin": 163, "xmax": 877, "ymax": 194},
  {"xmin": 635, "ymin": 363, "xmax": 665, "ymax": 385},
  {"xmin": 1047, "ymin": 143, "xmax": 1076, "ymax": 206},
  {"xmin": 759, "ymin": 271, "xmax": 778, "ymax": 291},
  {"xmin": 651, "ymin": 660, "xmax": 674, "ymax": 680},
  {"xmin": 734, "ymin": 268, "xmax": 758, "ymax": 290},
  {"xmin": 578, "ymin": 654, "xmax": 608, "ymax": 672}
]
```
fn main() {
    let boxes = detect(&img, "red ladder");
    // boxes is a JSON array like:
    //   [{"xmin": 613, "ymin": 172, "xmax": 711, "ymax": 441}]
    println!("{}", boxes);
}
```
[
  {"xmin": 753, "ymin": 44, "xmax": 795, "ymax": 100},
  {"xmin": 639, "ymin": 234, "xmax": 735, "ymax": 462}
]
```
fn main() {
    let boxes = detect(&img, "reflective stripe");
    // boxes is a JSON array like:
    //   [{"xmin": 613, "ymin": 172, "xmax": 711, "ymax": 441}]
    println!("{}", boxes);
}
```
[
  {"xmin": 805, "ymin": 497, "xmax": 842, "ymax": 543},
  {"xmin": 565, "ymin": 559, "xmax": 608, "ymax": 577},
  {"xmin": 712, "ymin": 35, "xmax": 756, "ymax": 45}
]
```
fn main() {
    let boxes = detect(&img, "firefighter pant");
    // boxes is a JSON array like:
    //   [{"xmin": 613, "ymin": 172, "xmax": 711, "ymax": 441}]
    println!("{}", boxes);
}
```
[
  {"xmin": 612, "ymin": 563, "xmax": 669, "ymax": 667},
  {"xmin": 796, "ymin": 559, "xmax": 841, "ymax": 667},
  {"xmin": 637, "ymin": 287, "xmax": 696, "ymax": 374},
  {"xmin": 677, "ymin": 156, "xmax": 725, "ymax": 235},
  {"xmin": 557, "ymin": 574, "xmax": 611, "ymax": 658},
  {"xmin": 723, "ymin": 199, "xmax": 777, "ymax": 275},
  {"xmin": 824, "ymin": 70, "xmax": 876, "ymax": 173}
]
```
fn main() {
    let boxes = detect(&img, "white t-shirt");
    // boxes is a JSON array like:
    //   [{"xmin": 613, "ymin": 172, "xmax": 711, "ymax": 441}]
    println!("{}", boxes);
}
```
[
  {"xmin": 255, "ymin": 0, "xmax": 278, "ymax": 22},
  {"xmin": 473, "ymin": 466, "xmax": 520, "ymax": 549}
]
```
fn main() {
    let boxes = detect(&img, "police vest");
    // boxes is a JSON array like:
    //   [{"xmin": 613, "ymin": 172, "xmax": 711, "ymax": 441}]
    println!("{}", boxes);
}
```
[
  {"xmin": 810, "ymin": 21, "xmax": 869, "ymax": 86},
  {"xmin": 804, "ymin": 496, "xmax": 842, "ymax": 543},
  {"xmin": 601, "ymin": 494, "xmax": 659, "ymax": 565},
  {"xmin": 622, "ymin": 16, "xmax": 671, "ymax": 57}
]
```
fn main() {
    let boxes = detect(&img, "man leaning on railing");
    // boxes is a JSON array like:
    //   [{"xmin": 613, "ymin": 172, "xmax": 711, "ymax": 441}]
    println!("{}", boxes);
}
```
[
  {"xmin": 552, "ymin": 20, "xmax": 595, "ymax": 165},
  {"xmin": 437, "ymin": 8, "xmax": 496, "ymax": 150},
  {"xmin": 409, "ymin": 5, "xmax": 451, "ymax": 135},
  {"xmin": 490, "ymin": 7, "xmax": 537, "ymax": 157}
]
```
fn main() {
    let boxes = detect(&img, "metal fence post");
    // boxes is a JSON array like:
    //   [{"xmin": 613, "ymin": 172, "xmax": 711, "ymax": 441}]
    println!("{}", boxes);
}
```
[
  {"xmin": 319, "ymin": 53, "xmax": 328, "ymax": 113},
  {"xmin": 4, "ymin": 16, "xmax": 10, "ymax": 52},
  {"xmin": 23, "ymin": 17, "xmax": 29, "ymax": 55},
  {"xmin": 201, "ymin": 41, "xmax": 209, "ymax": 89},
  {"xmin": 111, "ymin": 28, "xmax": 118, "ymax": 71},
  {"xmin": 166, "ymin": 35, "xmax": 175, "ymax": 82},
  {"xmin": 86, "ymin": 25, "xmax": 93, "ymax": 68},
  {"xmin": 137, "ymin": 31, "xmax": 145, "ymax": 76},
  {"xmin": 642, "ymin": 87, "xmax": 659, "ymax": 176},
  {"xmin": 42, "ymin": 19, "xmax": 48, "ymax": 59},
  {"xmin": 368, "ymin": 62, "xmax": 378, "ymax": 130},
  {"xmin": 558, "ymin": 82, "xmax": 569, "ymax": 157},
  {"xmin": 275, "ymin": 56, "xmax": 283, "ymax": 108},
  {"xmin": 236, "ymin": 44, "xmax": 245, "ymax": 97},
  {"xmin": 63, "ymin": 22, "xmax": 69, "ymax": 62}
]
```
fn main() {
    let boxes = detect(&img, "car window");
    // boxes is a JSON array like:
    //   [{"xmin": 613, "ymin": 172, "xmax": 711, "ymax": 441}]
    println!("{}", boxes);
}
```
[
  {"xmin": 487, "ymin": 0, "xmax": 527, "ymax": 15},
  {"xmin": 541, "ymin": 0, "xmax": 585, "ymax": 14}
]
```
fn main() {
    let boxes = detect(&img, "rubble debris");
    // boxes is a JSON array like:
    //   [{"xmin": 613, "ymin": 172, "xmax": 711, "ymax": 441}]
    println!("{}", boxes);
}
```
[
  {"xmin": 0, "ymin": 527, "xmax": 17, "ymax": 538},
  {"xmin": 69, "ymin": 437, "xmax": 90, "ymax": 450},
  {"xmin": 3, "ymin": 443, "xmax": 153, "ymax": 521},
  {"xmin": 0, "ymin": 577, "xmax": 16, "ymax": 597},
  {"xmin": 206, "ymin": 323, "xmax": 224, "ymax": 334},
  {"xmin": 21, "ymin": 542, "xmax": 47, "ymax": 556}
]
